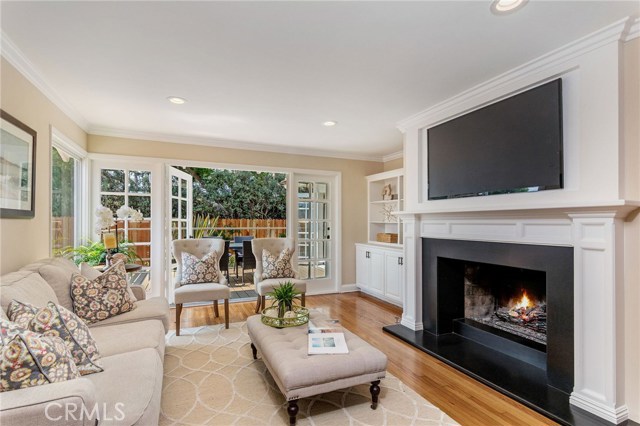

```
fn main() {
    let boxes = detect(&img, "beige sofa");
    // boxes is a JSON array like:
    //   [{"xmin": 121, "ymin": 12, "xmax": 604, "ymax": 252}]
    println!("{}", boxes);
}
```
[{"xmin": 0, "ymin": 257, "xmax": 170, "ymax": 426}]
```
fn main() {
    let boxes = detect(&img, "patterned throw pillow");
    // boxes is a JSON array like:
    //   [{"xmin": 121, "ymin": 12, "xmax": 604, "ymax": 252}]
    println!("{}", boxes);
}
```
[
  {"xmin": 0, "ymin": 319, "xmax": 80, "ymax": 392},
  {"xmin": 180, "ymin": 251, "xmax": 219, "ymax": 284},
  {"xmin": 261, "ymin": 248, "xmax": 296, "ymax": 279},
  {"xmin": 7, "ymin": 301, "xmax": 102, "ymax": 375},
  {"xmin": 80, "ymin": 262, "xmax": 138, "ymax": 302},
  {"xmin": 70, "ymin": 261, "xmax": 136, "ymax": 324}
]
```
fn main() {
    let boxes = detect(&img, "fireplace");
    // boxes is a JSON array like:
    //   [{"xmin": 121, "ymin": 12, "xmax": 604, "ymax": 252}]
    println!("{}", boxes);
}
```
[
  {"xmin": 422, "ymin": 238, "xmax": 574, "ymax": 393},
  {"xmin": 384, "ymin": 236, "xmax": 580, "ymax": 423},
  {"xmin": 463, "ymin": 261, "xmax": 547, "ymax": 345}
]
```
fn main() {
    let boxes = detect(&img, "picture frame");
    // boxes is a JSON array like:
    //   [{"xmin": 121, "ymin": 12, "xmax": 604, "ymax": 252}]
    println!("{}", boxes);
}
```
[{"xmin": 0, "ymin": 110, "xmax": 37, "ymax": 218}]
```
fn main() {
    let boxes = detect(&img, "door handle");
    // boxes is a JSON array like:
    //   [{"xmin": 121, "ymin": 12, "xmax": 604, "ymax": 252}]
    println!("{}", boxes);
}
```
[{"xmin": 398, "ymin": 257, "xmax": 403, "ymax": 265}]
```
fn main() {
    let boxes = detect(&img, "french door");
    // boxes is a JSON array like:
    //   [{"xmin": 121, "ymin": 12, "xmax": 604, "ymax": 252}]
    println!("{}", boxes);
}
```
[
  {"xmin": 293, "ymin": 174, "xmax": 338, "ymax": 294},
  {"xmin": 165, "ymin": 166, "xmax": 193, "ymax": 303}
]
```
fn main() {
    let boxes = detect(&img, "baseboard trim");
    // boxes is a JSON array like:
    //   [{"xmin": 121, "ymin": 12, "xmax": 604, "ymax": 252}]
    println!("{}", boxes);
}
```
[
  {"xmin": 339, "ymin": 284, "xmax": 360, "ymax": 293},
  {"xmin": 570, "ymin": 393, "xmax": 629, "ymax": 424}
]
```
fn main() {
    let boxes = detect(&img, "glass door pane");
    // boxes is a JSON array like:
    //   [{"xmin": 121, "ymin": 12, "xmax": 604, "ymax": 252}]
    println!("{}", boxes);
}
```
[{"xmin": 295, "ymin": 177, "xmax": 331, "ymax": 283}]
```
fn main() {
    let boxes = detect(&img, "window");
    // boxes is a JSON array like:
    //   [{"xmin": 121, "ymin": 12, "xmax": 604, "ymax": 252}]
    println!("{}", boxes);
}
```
[{"xmin": 51, "ymin": 131, "xmax": 86, "ymax": 255}]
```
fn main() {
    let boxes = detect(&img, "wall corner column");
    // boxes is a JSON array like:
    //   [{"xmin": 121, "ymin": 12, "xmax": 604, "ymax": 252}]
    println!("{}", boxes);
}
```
[
  {"xmin": 569, "ymin": 213, "xmax": 628, "ymax": 424},
  {"xmin": 399, "ymin": 214, "xmax": 423, "ymax": 330}
]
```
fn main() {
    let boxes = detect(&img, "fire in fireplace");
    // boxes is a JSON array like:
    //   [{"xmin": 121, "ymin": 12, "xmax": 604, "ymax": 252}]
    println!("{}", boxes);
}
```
[{"xmin": 464, "ymin": 262, "xmax": 547, "ymax": 345}]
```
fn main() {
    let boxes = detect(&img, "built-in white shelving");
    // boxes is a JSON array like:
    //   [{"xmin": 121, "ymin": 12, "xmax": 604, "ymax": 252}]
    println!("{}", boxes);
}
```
[{"xmin": 366, "ymin": 169, "xmax": 403, "ymax": 246}]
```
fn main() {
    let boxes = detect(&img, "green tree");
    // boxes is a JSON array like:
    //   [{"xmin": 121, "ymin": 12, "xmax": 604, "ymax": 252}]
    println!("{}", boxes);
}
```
[{"xmin": 175, "ymin": 168, "xmax": 286, "ymax": 219}]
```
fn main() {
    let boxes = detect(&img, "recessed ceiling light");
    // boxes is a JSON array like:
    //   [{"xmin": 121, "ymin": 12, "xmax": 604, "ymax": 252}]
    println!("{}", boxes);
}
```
[
  {"xmin": 323, "ymin": 121, "xmax": 337, "ymax": 127},
  {"xmin": 490, "ymin": 0, "xmax": 528, "ymax": 15},
  {"xmin": 167, "ymin": 96, "xmax": 187, "ymax": 105}
]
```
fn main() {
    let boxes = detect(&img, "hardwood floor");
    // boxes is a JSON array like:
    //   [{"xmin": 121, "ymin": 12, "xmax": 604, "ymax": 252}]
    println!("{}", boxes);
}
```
[{"xmin": 169, "ymin": 292, "xmax": 557, "ymax": 426}]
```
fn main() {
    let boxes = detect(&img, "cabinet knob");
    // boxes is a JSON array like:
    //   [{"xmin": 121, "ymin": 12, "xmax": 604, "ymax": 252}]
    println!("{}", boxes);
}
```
[{"xmin": 398, "ymin": 257, "xmax": 403, "ymax": 265}]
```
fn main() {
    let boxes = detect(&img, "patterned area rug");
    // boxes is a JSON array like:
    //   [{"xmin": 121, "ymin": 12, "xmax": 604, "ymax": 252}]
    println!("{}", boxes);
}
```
[{"xmin": 161, "ymin": 322, "xmax": 458, "ymax": 426}]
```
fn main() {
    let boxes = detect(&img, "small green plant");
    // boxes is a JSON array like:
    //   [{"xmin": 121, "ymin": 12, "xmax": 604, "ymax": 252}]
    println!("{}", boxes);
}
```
[
  {"xmin": 267, "ymin": 282, "xmax": 301, "ymax": 318},
  {"xmin": 57, "ymin": 240, "xmax": 142, "ymax": 266},
  {"xmin": 193, "ymin": 214, "xmax": 222, "ymax": 239}
]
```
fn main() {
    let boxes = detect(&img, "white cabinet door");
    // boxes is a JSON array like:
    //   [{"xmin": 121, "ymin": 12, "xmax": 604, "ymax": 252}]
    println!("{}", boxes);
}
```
[
  {"xmin": 384, "ymin": 252, "xmax": 403, "ymax": 305},
  {"xmin": 355, "ymin": 245, "xmax": 370, "ymax": 289},
  {"xmin": 368, "ymin": 250, "xmax": 385, "ymax": 296}
]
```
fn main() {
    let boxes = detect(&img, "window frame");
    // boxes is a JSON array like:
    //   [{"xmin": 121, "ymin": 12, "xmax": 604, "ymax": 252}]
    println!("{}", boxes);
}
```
[{"xmin": 50, "ymin": 127, "xmax": 88, "ymax": 255}]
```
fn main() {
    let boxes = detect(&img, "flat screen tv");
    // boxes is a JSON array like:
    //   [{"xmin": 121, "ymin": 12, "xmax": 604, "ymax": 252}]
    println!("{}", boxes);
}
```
[{"xmin": 427, "ymin": 79, "xmax": 563, "ymax": 200}]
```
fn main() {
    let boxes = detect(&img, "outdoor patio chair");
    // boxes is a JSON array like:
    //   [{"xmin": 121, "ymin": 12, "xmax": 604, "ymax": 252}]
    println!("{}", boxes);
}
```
[
  {"xmin": 171, "ymin": 238, "xmax": 230, "ymax": 335},
  {"xmin": 251, "ymin": 238, "xmax": 306, "ymax": 313},
  {"xmin": 204, "ymin": 236, "xmax": 230, "ymax": 280},
  {"xmin": 237, "ymin": 240, "xmax": 256, "ymax": 283}
]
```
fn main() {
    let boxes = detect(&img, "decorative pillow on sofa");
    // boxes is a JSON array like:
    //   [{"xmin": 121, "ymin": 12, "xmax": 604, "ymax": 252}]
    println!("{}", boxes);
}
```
[
  {"xmin": 261, "ymin": 248, "xmax": 295, "ymax": 280},
  {"xmin": 80, "ymin": 262, "xmax": 137, "ymax": 302},
  {"xmin": 0, "ymin": 319, "xmax": 80, "ymax": 392},
  {"xmin": 180, "ymin": 251, "xmax": 219, "ymax": 284},
  {"xmin": 7, "ymin": 301, "xmax": 103, "ymax": 375},
  {"xmin": 70, "ymin": 261, "xmax": 136, "ymax": 325}
]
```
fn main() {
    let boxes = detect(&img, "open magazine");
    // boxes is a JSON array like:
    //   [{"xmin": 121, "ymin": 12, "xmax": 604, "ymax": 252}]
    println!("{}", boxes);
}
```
[{"xmin": 307, "ymin": 319, "xmax": 349, "ymax": 354}]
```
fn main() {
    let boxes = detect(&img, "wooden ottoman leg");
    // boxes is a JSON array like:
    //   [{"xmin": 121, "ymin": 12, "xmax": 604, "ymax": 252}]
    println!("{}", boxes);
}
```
[
  {"xmin": 287, "ymin": 400, "xmax": 299, "ymax": 426},
  {"xmin": 370, "ymin": 380, "xmax": 381, "ymax": 409},
  {"xmin": 251, "ymin": 343, "xmax": 257, "ymax": 359}
]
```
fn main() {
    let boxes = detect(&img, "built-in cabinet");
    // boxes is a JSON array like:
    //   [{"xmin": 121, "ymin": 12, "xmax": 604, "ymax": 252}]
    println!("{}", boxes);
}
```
[
  {"xmin": 355, "ymin": 243, "xmax": 403, "ymax": 306},
  {"xmin": 367, "ymin": 169, "xmax": 403, "ymax": 246}
]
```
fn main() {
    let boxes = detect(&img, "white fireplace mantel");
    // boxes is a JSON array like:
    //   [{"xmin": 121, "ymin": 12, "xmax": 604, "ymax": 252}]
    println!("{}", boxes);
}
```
[{"xmin": 395, "ymin": 206, "xmax": 637, "ymax": 424}]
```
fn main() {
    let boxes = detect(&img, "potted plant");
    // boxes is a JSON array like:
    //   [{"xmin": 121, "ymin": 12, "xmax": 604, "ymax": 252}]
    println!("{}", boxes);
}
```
[
  {"xmin": 268, "ymin": 282, "xmax": 302, "ymax": 318},
  {"xmin": 57, "ymin": 240, "xmax": 142, "ymax": 266}
]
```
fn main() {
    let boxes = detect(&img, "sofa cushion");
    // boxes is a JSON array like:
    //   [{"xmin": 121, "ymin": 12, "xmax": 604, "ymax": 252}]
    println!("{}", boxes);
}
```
[
  {"xmin": 0, "ymin": 271, "xmax": 59, "ymax": 314},
  {"xmin": 0, "ymin": 319, "xmax": 80, "ymax": 392},
  {"xmin": 90, "ymin": 320, "xmax": 165, "ymax": 359},
  {"xmin": 20, "ymin": 258, "xmax": 79, "ymax": 311},
  {"xmin": 7, "ymin": 301, "xmax": 103, "ymax": 376},
  {"xmin": 85, "ymin": 348, "xmax": 162, "ymax": 425},
  {"xmin": 80, "ymin": 262, "xmax": 138, "ymax": 303},
  {"xmin": 70, "ymin": 262, "xmax": 136, "ymax": 324},
  {"xmin": 87, "ymin": 297, "xmax": 170, "ymax": 332},
  {"xmin": 261, "ymin": 248, "xmax": 295, "ymax": 279},
  {"xmin": 180, "ymin": 251, "xmax": 219, "ymax": 284}
]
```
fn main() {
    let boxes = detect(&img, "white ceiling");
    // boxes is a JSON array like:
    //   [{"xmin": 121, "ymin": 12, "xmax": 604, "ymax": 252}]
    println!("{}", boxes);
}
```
[{"xmin": 1, "ymin": 1, "xmax": 639, "ymax": 160}]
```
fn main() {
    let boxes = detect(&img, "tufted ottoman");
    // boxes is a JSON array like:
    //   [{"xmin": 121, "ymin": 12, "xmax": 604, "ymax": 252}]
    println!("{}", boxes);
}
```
[{"xmin": 246, "ymin": 310, "xmax": 388, "ymax": 425}]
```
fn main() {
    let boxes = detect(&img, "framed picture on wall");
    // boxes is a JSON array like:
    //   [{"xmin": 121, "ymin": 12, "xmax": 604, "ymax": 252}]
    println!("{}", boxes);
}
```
[{"xmin": 0, "ymin": 110, "xmax": 37, "ymax": 218}]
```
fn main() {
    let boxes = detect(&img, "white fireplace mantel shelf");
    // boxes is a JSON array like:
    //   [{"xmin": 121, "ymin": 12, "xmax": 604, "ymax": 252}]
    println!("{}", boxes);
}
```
[{"xmin": 394, "ymin": 199, "xmax": 640, "ymax": 220}]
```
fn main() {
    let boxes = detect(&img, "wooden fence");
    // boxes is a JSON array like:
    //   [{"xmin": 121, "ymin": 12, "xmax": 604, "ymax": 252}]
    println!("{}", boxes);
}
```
[
  {"xmin": 196, "ymin": 218, "xmax": 287, "ymax": 238},
  {"xmin": 54, "ymin": 217, "xmax": 286, "ymax": 266}
]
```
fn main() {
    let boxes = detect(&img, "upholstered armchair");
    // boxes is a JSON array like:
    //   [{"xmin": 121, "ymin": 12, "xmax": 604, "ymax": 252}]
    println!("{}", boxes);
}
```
[
  {"xmin": 251, "ymin": 238, "xmax": 307, "ymax": 313},
  {"xmin": 172, "ymin": 238, "xmax": 230, "ymax": 335}
]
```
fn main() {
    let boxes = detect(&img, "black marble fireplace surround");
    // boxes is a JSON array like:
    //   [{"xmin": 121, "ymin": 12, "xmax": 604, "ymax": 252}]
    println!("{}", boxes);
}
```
[{"xmin": 383, "ymin": 238, "xmax": 605, "ymax": 425}]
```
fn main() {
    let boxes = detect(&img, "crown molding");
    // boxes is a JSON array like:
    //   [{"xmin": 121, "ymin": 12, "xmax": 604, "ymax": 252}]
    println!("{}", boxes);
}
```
[
  {"xmin": 1, "ymin": 31, "xmax": 90, "ymax": 131},
  {"xmin": 89, "ymin": 127, "xmax": 391, "ymax": 163},
  {"xmin": 623, "ymin": 16, "xmax": 640, "ymax": 41},
  {"xmin": 382, "ymin": 150, "xmax": 403, "ymax": 162},
  {"xmin": 397, "ymin": 17, "xmax": 634, "ymax": 132}
]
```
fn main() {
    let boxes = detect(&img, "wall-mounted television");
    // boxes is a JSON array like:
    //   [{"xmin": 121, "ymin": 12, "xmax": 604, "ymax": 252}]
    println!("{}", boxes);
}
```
[{"xmin": 427, "ymin": 79, "xmax": 563, "ymax": 200}]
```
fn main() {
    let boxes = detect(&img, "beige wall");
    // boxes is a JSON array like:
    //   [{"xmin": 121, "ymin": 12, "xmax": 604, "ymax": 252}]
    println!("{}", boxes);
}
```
[
  {"xmin": 0, "ymin": 58, "xmax": 87, "ymax": 274},
  {"xmin": 383, "ymin": 156, "xmax": 403, "ymax": 171},
  {"xmin": 88, "ymin": 135, "xmax": 384, "ymax": 286},
  {"xmin": 622, "ymin": 38, "xmax": 640, "ymax": 421}
]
